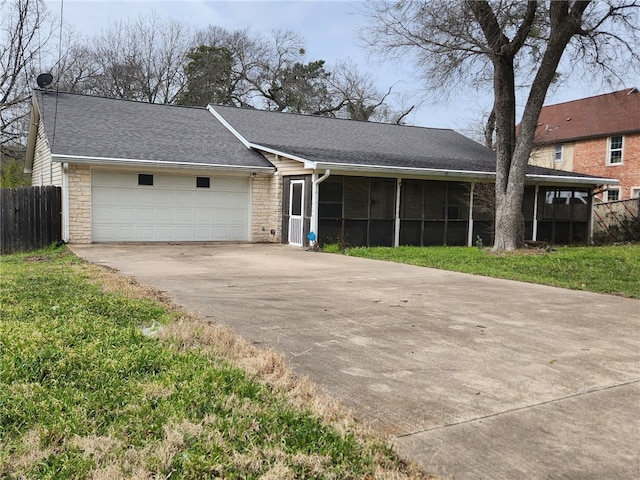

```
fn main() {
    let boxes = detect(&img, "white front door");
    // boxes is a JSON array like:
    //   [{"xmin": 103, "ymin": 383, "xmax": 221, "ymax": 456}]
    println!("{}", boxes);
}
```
[{"xmin": 288, "ymin": 180, "xmax": 304, "ymax": 246}]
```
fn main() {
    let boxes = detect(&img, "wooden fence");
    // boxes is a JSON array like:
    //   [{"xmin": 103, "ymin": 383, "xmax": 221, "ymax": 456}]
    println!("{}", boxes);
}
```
[
  {"xmin": 593, "ymin": 198, "xmax": 639, "ymax": 233},
  {"xmin": 1, "ymin": 186, "xmax": 62, "ymax": 254}
]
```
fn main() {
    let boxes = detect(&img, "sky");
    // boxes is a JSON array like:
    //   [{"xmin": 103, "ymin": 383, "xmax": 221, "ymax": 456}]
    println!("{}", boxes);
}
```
[{"xmin": 45, "ymin": 0, "xmax": 638, "ymax": 136}]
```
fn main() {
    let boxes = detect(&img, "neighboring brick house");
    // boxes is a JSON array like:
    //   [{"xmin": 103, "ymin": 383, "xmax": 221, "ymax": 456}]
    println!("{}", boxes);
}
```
[{"xmin": 529, "ymin": 88, "xmax": 640, "ymax": 201}]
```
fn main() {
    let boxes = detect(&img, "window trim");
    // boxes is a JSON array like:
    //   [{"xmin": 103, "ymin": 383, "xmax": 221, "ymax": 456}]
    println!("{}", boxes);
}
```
[
  {"xmin": 631, "ymin": 187, "xmax": 640, "ymax": 199},
  {"xmin": 607, "ymin": 135, "xmax": 624, "ymax": 165},
  {"xmin": 606, "ymin": 187, "xmax": 621, "ymax": 202},
  {"xmin": 553, "ymin": 144, "xmax": 563, "ymax": 162}
]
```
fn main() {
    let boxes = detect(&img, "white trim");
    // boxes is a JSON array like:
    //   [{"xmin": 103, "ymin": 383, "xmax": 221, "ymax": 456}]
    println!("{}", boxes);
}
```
[
  {"xmin": 394, "ymin": 178, "xmax": 402, "ymax": 247},
  {"xmin": 524, "ymin": 173, "xmax": 618, "ymax": 185},
  {"xmin": 312, "ymin": 161, "xmax": 496, "ymax": 179},
  {"xmin": 553, "ymin": 144, "xmax": 564, "ymax": 162},
  {"xmin": 250, "ymin": 143, "xmax": 316, "ymax": 169},
  {"xmin": 532, "ymin": 185, "xmax": 539, "ymax": 241},
  {"xmin": 631, "ymin": 187, "xmax": 640, "ymax": 199},
  {"xmin": 288, "ymin": 180, "xmax": 305, "ymax": 246},
  {"xmin": 62, "ymin": 163, "xmax": 70, "ymax": 242},
  {"xmin": 311, "ymin": 170, "xmax": 331, "ymax": 245},
  {"xmin": 51, "ymin": 154, "xmax": 274, "ymax": 173},
  {"xmin": 467, "ymin": 182, "xmax": 474, "ymax": 247},
  {"xmin": 589, "ymin": 191, "xmax": 595, "ymax": 244},
  {"xmin": 606, "ymin": 135, "xmax": 624, "ymax": 165},
  {"xmin": 605, "ymin": 186, "xmax": 621, "ymax": 202},
  {"xmin": 207, "ymin": 105, "xmax": 252, "ymax": 148}
]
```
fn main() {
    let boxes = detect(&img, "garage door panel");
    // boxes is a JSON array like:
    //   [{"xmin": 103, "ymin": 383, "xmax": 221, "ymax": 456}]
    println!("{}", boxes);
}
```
[
  {"xmin": 157, "ymin": 210, "xmax": 175, "ymax": 222},
  {"xmin": 92, "ymin": 171, "xmax": 249, "ymax": 242},
  {"xmin": 157, "ymin": 191, "xmax": 177, "ymax": 207},
  {"xmin": 137, "ymin": 208, "xmax": 155, "ymax": 222},
  {"xmin": 156, "ymin": 226, "xmax": 175, "ymax": 241},
  {"xmin": 116, "ymin": 209, "xmax": 136, "ymax": 222}
]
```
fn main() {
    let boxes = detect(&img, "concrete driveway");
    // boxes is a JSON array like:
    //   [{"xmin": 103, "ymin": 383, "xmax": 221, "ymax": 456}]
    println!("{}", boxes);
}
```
[{"xmin": 71, "ymin": 243, "xmax": 640, "ymax": 479}]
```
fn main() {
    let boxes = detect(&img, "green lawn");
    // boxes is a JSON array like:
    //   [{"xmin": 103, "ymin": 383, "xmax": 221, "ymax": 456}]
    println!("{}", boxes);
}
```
[
  {"xmin": 337, "ymin": 244, "xmax": 640, "ymax": 299},
  {"xmin": 0, "ymin": 247, "xmax": 426, "ymax": 479}
]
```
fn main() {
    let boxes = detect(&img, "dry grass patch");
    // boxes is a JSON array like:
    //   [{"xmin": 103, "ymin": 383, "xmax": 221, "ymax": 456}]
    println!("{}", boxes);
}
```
[{"xmin": 1, "ymin": 249, "xmax": 433, "ymax": 479}]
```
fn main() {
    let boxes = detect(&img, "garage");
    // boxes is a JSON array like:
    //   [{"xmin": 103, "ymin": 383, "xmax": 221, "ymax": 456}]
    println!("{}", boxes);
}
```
[{"xmin": 91, "ymin": 170, "xmax": 250, "ymax": 242}]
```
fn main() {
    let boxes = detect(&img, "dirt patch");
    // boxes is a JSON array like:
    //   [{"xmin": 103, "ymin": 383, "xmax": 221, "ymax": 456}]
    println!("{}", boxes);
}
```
[{"xmin": 23, "ymin": 255, "xmax": 51, "ymax": 262}]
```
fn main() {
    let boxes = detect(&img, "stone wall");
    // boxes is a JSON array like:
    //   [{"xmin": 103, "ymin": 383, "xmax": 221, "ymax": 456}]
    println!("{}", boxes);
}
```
[
  {"xmin": 67, "ymin": 164, "xmax": 92, "ymax": 244},
  {"xmin": 251, "ymin": 173, "xmax": 282, "ymax": 243}
]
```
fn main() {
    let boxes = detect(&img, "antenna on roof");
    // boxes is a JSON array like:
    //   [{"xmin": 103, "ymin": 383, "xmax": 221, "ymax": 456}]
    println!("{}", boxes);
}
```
[{"xmin": 37, "ymin": 73, "xmax": 54, "ymax": 89}]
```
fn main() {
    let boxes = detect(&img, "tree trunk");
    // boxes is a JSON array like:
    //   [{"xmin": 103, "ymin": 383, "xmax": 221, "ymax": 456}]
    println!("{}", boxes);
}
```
[{"xmin": 492, "ymin": 55, "xmax": 524, "ymax": 251}]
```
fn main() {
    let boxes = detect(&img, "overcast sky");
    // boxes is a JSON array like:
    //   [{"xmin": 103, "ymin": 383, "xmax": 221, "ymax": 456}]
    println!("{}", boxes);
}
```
[{"xmin": 45, "ymin": 0, "xmax": 638, "ymax": 135}]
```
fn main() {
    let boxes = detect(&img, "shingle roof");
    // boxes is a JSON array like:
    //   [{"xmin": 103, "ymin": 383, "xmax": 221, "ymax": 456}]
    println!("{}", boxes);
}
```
[
  {"xmin": 31, "ymin": 91, "xmax": 613, "ymax": 183},
  {"xmin": 212, "ymin": 104, "xmax": 611, "ymax": 181},
  {"xmin": 212, "ymin": 105, "xmax": 498, "ymax": 172},
  {"xmin": 35, "ymin": 91, "xmax": 271, "ymax": 168},
  {"xmin": 533, "ymin": 88, "xmax": 640, "ymax": 145}
]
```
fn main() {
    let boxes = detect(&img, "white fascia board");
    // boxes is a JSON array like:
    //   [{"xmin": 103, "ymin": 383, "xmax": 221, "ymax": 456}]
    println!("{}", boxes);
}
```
[
  {"xmin": 206, "ymin": 105, "xmax": 252, "ymax": 148},
  {"xmin": 249, "ymin": 144, "xmax": 317, "ymax": 169},
  {"xmin": 525, "ymin": 174, "xmax": 619, "ymax": 185},
  {"xmin": 51, "ymin": 154, "xmax": 274, "ymax": 173},
  {"xmin": 313, "ymin": 161, "xmax": 497, "ymax": 180}
]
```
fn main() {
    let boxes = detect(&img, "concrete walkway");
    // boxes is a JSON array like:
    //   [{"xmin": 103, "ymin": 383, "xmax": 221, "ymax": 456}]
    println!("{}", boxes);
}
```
[{"xmin": 71, "ymin": 243, "xmax": 640, "ymax": 479}]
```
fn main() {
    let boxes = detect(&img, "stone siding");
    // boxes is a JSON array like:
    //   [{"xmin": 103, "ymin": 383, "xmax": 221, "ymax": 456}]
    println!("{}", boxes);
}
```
[
  {"xmin": 251, "ymin": 174, "xmax": 282, "ymax": 243},
  {"xmin": 68, "ymin": 164, "xmax": 92, "ymax": 244}
]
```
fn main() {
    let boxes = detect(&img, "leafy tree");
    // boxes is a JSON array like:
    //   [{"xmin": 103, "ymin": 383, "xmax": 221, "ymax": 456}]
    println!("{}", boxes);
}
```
[
  {"xmin": 0, "ymin": 147, "xmax": 30, "ymax": 187},
  {"xmin": 266, "ymin": 59, "xmax": 334, "ymax": 114},
  {"xmin": 362, "ymin": 0, "xmax": 640, "ymax": 250},
  {"xmin": 177, "ymin": 45, "xmax": 236, "ymax": 106}
]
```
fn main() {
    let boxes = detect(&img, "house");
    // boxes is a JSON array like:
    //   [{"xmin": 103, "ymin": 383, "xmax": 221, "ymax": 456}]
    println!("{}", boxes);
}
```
[
  {"xmin": 528, "ymin": 88, "xmax": 640, "ymax": 201},
  {"xmin": 25, "ymin": 90, "xmax": 617, "ymax": 247}
]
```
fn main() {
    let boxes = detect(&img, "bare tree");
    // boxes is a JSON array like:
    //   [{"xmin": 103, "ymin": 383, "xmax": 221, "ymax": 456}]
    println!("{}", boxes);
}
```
[
  {"xmin": 0, "ymin": 0, "xmax": 53, "ymax": 147},
  {"xmin": 362, "ymin": 0, "xmax": 640, "ymax": 250},
  {"xmin": 89, "ymin": 12, "xmax": 191, "ymax": 103}
]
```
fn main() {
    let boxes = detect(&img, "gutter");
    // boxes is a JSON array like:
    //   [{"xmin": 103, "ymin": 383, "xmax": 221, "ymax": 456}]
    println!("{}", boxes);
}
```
[{"xmin": 51, "ymin": 154, "xmax": 275, "ymax": 173}]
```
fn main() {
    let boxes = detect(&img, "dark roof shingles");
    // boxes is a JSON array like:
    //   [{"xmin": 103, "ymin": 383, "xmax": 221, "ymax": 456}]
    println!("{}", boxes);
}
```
[{"xmin": 36, "ymin": 91, "xmax": 271, "ymax": 168}]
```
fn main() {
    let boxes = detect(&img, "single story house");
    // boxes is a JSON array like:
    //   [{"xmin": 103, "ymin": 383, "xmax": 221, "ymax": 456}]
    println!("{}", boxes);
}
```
[{"xmin": 26, "ymin": 90, "xmax": 618, "ymax": 247}]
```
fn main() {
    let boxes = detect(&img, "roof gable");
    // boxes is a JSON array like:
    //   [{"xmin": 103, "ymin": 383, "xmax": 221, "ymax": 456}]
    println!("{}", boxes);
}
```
[
  {"xmin": 34, "ymin": 91, "xmax": 272, "ymax": 169},
  {"xmin": 533, "ymin": 88, "xmax": 640, "ymax": 145},
  {"xmin": 211, "ymin": 104, "xmax": 498, "ymax": 172}
]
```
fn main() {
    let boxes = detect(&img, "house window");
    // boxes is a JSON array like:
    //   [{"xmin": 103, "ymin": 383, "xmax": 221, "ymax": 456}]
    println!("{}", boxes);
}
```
[
  {"xmin": 606, "ymin": 188, "xmax": 620, "ymax": 202},
  {"xmin": 607, "ymin": 136, "xmax": 623, "ymax": 164},
  {"xmin": 632, "ymin": 188, "xmax": 640, "ymax": 199},
  {"xmin": 196, "ymin": 176, "xmax": 210, "ymax": 188},
  {"xmin": 138, "ymin": 174, "xmax": 153, "ymax": 186},
  {"xmin": 553, "ymin": 144, "xmax": 563, "ymax": 162}
]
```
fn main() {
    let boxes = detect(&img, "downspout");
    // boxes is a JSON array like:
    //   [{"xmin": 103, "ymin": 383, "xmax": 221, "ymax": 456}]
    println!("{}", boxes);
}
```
[
  {"xmin": 532, "ymin": 185, "xmax": 539, "ymax": 242},
  {"xmin": 310, "ymin": 169, "xmax": 331, "ymax": 247},
  {"xmin": 62, "ymin": 163, "xmax": 70, "ymax": 242},
  {"xmin": 467, "ymin": 182, "xmax": 475, "ymax": 247}
]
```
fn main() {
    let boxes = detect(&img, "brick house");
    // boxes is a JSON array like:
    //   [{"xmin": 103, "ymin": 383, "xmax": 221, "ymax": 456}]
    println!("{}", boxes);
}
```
[
  {"xmin": 26, "ymin": 91, "xmax": 616, "ymax": 247},
  {"xmin": 529, "ymin": 88, "xmax": 640, "ymax": 201}
]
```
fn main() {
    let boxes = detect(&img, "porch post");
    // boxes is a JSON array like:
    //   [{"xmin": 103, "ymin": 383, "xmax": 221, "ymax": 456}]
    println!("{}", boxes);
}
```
[
  {"xmin": 467, "ymin": 182, "xmax": 475, "ymax": 246},
  {"xmin": 310, "ymin": 170, "xmax": 331, "ymax": 246},
  {"xmin": 532, "ymin": 184, "xmax": 539, "ymax": 241},
  {"xmin": 394, "ymin": 178, "xmax": 402, "ymax": 247}
]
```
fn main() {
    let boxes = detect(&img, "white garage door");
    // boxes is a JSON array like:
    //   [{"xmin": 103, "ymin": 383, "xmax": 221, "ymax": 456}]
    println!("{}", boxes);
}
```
[{"xmin": 91, "ymin": 170, "xmax": 250, "ymax": 242}]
